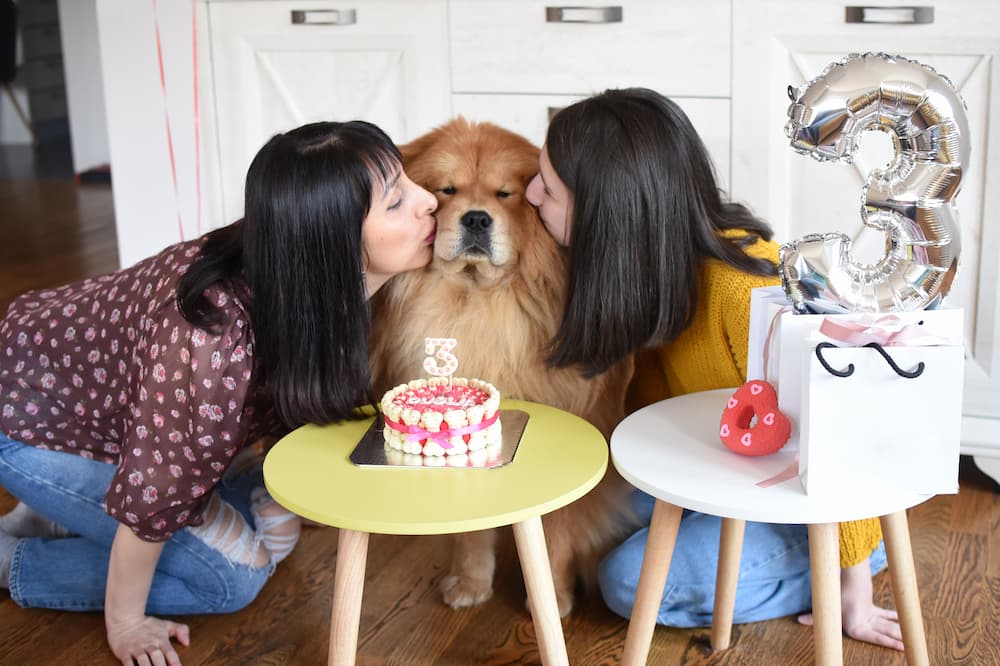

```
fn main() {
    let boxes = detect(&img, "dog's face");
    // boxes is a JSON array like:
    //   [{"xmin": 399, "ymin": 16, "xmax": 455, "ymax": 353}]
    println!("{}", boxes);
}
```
[{"xmin": 401, "ymin": 119, "xmax": 545, "ymax": 282}]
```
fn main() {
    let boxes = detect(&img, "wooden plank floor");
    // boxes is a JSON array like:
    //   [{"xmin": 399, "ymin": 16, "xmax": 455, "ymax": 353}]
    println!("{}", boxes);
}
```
[{"xmin": 1, "ymin": 176, "xmax": 998, "ymax": 664}]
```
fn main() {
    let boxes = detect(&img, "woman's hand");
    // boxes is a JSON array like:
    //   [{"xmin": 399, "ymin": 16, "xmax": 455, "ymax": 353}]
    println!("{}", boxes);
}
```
[
  {"xmin": 106, "ymin": 614, "xmax": 190, "ymax": 666},
  {"xmin": 105, "ymin": 524, "xmax": 184, "ymax": 664},
  {"xmin": 797, "ymin": 557, "xmax": 904, "ymax": 651}
]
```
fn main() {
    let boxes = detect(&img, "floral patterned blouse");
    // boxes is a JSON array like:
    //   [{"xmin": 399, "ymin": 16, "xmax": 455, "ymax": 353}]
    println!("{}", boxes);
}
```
[{"xmin": 0, "ymin": 238, "xmax": 281, "ymax": 541}]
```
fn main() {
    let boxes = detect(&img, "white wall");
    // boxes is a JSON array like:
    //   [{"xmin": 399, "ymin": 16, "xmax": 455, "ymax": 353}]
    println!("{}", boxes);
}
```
[
  {"xmin": 96, "ymin": 0, "xmax": 211, "ymax": 266},
  {"xmin": 59, "ymin": 0, "xmax": 109, "ymax": 173}
]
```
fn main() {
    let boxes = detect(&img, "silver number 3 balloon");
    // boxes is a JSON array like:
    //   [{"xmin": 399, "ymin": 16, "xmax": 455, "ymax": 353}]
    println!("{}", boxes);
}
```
[{"xmin": 779, "ymin": 52, "xmax": 970, "ymax": 313}]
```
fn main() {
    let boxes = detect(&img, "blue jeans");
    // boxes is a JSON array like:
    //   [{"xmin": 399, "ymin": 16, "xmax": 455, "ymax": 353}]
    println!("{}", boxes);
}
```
[
  {"xmin": 0, "ymin": 433, "xmax": 273, "ymax": 614},
  {"xmin": 598, "ymin": 489, "xmax": 888, "ymax": 627}
]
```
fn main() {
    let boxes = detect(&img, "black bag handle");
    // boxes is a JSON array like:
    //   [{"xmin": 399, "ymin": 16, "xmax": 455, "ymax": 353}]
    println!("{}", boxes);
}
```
[
  {"xmin": 815, "ymin": 342, "xmax": 855, "ymax": 377},
  {"xmin": 814, "ymin": 341, "xmax": 925, "ymax": 379},
  {"xmin": 863, "ymin": 341, "xmax": 925, "ymax": 378}
]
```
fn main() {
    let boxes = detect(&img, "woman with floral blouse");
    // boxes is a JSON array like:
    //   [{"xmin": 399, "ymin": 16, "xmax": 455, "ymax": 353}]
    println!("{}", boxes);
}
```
[{"xmin": 0, "ymin": 120, "xmax": 437, "ymax": 665}]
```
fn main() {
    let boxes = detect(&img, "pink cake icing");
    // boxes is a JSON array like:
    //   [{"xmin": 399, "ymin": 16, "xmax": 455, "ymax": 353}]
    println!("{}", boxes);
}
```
[{"xmin": 380, "ymin": 377, "xmax": 501, "ymax": 458}]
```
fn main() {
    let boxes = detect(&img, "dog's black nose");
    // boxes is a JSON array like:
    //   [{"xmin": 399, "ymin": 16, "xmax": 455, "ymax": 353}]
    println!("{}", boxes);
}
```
[{"xmin": 460, "ymin": 210, "xmax": 493, "ymax": 232}]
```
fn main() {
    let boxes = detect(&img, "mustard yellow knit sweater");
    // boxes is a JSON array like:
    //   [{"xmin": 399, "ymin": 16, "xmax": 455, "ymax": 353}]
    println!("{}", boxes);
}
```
[{"xmin": 626, "ymin": 234, "xmax": 882, "ymax": 568}]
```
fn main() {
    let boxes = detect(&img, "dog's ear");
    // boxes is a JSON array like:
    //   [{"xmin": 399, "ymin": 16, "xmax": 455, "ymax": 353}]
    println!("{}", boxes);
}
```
[
  {"xmin": 400, "ymin": 117, "xmax": 477, "ymax": 168},
  {"xmin": 399, "ymin": 128, "xmax": 443, "ymax": 169}
]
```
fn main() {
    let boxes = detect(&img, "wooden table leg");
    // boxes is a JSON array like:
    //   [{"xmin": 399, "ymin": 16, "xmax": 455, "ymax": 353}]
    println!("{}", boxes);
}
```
[
  {"xmin": 807, "ymin": 522, "xmax": 842, "ymax": 666},
  {"xmin": 880, "ymin": 511, "xmax": 930, "ymax": 666},
  {"xmin": 329, "ymin": 528, "xmax": 369, "ymax": 666},
  {"xmin": 711, "ymin": 518, "xmax": 746, "ymax": 650},
  {"xmin": 512, "ymin": 515, "xmax": 569, "ymax": 666},
  {"xmin": 621, "ymin": 500, "xmax": 684, "ymax": 666}
]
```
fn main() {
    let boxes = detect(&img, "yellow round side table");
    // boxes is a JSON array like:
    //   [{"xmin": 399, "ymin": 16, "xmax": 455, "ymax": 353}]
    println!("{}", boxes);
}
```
[{"xmin": 264, "ymin": 399, "xmax": 608, "ymax": 666}]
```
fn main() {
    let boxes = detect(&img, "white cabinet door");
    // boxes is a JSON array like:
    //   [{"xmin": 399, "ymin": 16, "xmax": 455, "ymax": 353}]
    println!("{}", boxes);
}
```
[
  {"xmin": 731, "ymin": 1, "xmax": 1000, "ymax": 454},
  {"xmin": 449, "ymin": 0, "xmax": 730, "ymax": 97},
  {"xmin": 207, "ymin": 0, "xmax": 451, "ymax": 224},
  {"xmin": 452, "ymin": 93, "xmax": 578, "ymax": 147},
  {"xmin": 452, "ymin": 93, "xmax": 732, "ymax": 192}
]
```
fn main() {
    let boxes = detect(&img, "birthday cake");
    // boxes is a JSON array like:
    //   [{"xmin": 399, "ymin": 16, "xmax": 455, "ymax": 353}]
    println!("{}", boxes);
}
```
[
  {"xmin": 380, "ymin": 377, "xmax": 502, "ymax": 458},
  {"xmin": 383, "ymin": 438, "xmax": 503, "ymax": 468}
]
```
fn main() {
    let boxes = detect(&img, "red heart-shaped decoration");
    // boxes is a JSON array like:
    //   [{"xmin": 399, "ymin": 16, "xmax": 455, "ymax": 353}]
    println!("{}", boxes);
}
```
[{"xmin": 718, "ymin": 380, "xmax": 791, "ymax": 456}]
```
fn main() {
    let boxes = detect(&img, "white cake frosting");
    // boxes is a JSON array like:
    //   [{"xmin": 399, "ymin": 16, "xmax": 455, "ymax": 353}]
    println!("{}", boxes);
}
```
[{"xmin": 380, "ymin": 377, "xmax": 502, "ymax": 457}]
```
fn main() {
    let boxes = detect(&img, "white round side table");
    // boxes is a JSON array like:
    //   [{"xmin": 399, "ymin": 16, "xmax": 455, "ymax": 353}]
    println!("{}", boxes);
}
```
[{"xmin": 611, "ymin": 388, "xmax": 932, "ymax": 666}]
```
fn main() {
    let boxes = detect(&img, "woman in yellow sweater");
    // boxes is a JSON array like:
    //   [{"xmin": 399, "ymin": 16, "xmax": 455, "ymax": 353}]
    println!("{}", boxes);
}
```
[{"xmin": 525, "ymin": 87, "xmax": 902, "ymax": 651}]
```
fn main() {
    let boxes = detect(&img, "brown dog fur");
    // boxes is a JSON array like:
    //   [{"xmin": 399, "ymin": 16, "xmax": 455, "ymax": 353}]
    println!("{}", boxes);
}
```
[{"xmin": 369, "ymin": 118, "xmax": 637, "ymax": 616}]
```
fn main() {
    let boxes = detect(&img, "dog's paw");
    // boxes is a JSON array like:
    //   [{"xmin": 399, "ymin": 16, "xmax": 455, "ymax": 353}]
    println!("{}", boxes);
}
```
[
  {"xmin": 440, "ymin": 575, "xmax": 493, "ymax": 608},
  {"xmin": 525, "ymin": 587, "xmax": 574, "ymax": 618}
]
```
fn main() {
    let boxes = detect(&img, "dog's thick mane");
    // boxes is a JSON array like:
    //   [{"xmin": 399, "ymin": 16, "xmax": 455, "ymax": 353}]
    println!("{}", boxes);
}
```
[
  {"xmin": 369, "ymin": 119, "xmax": 622, "ymax": 433},
  {"xmin": 370, "ymin": 219, "xmax": 581, "ymax": 415},
  {"xmin": 368, "ymin": 118, "xmax": 637, "ymax": 614}
]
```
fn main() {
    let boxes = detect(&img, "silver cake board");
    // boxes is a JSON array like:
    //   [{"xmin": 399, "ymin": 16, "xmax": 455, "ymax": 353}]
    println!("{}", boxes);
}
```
[{"xmin": 350, "ymin": 409, "xmax": 529, "ymax": 470}]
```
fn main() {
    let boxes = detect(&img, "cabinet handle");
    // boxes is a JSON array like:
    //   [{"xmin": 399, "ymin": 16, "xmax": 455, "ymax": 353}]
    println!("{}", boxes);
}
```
[
  {"xmin": 290, "ymin": 9, "xmax": 357, "ymax": 26},
  {"xmin": 545, "ymin": 6, "xmax": 622, "ymax": 23},
  {"xmin": 844, "ymin": 6, "xmax": 933, "ymax": 24},
  {"xmin": 547, "ymin": 106, "xmax": 565, "ymax": 122}
]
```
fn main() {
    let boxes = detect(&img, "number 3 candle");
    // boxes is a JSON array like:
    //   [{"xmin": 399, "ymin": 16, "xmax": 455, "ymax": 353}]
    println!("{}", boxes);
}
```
[{"xmin": 423, "ymin": 337, "xmax": 458, "ymax": 384}]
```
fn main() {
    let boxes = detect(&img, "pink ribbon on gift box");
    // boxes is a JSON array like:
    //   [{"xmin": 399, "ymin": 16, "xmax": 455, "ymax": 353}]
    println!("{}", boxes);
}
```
[
  {"xmin": 818, "ymin": 313, "xmax": 959, "ymax": 347},
  {"xmin": 383, "ymin": 411, "xmax": 500, "ymax": 449}
]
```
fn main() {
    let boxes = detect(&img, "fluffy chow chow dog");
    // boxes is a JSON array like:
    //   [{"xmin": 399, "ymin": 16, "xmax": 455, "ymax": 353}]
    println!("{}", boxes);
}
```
[{"xmin": 370, "ymin": 118, "xmax": 636, "ymax": 616}]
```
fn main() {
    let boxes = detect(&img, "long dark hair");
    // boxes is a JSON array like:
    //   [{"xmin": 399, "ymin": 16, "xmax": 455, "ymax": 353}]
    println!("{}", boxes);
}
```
[
  {"xmin": 545, "ymin": 87, "xmax": 777, "ymax": 376},
  {"xmin": 177, "ymin": 120, "xmax": 402, "ymax": 426}
]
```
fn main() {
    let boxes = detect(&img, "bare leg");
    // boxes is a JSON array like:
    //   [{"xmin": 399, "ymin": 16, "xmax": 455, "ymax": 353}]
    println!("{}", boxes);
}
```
[
  {"xmin": 188, "ymin": 493, "xmax": 269, "ymax": 568},
  {"xmin": 250, "ymin": 487, "xmax": 302, "ymax": 564}
]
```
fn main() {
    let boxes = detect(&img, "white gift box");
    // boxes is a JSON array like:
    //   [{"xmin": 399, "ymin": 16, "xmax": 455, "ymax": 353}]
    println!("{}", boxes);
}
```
[
  {"xmin": 746, "ymin": 286, "xmax": 963, "ymax": 454},
  {"xmin": 798, "ymin": 335, "xmax": 964, "ymax": 496}
]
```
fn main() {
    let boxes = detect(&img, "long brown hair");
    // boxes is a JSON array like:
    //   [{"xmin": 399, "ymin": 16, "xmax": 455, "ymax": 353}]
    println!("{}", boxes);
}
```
[{"xmin": 545, "ymin": 88, "xmax": 777, "ymax": 376}]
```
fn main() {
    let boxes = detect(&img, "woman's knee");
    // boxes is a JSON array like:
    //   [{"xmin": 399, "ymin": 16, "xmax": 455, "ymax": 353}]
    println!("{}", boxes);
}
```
[
  {"xmin": 597, "ymin": 518, "xmax": 811, "ymax": 628},
  {"xmin": 598, "ymin": 543, "xmax": 714, "ymax": 628},
  {"xmin": 597, "ymin": 531, "xmax": 645, "ymax": 620},
  {"xmin": 160, "ymin": 536, "xmax": 272, "ymax": 614},
  {"xmin": 213, "ymin": 565, "xmax": 271, "ymax": 613}
]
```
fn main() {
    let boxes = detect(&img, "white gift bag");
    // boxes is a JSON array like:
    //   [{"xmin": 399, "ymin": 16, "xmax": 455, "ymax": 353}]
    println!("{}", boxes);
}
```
[
  {"xmin": 746, "ymin": 286, "xmax": 801, "ymax": 450},
  {"xmin": 746, "ymin": 286, "xmax": 790, "ymax": 383},
  {"xmin": 798, "ymin": 335, "xmax": 964, "ymax": 496},
  {"xmin": 746, "ymin": 285, "xmax": 963, "ymax": 455}
]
